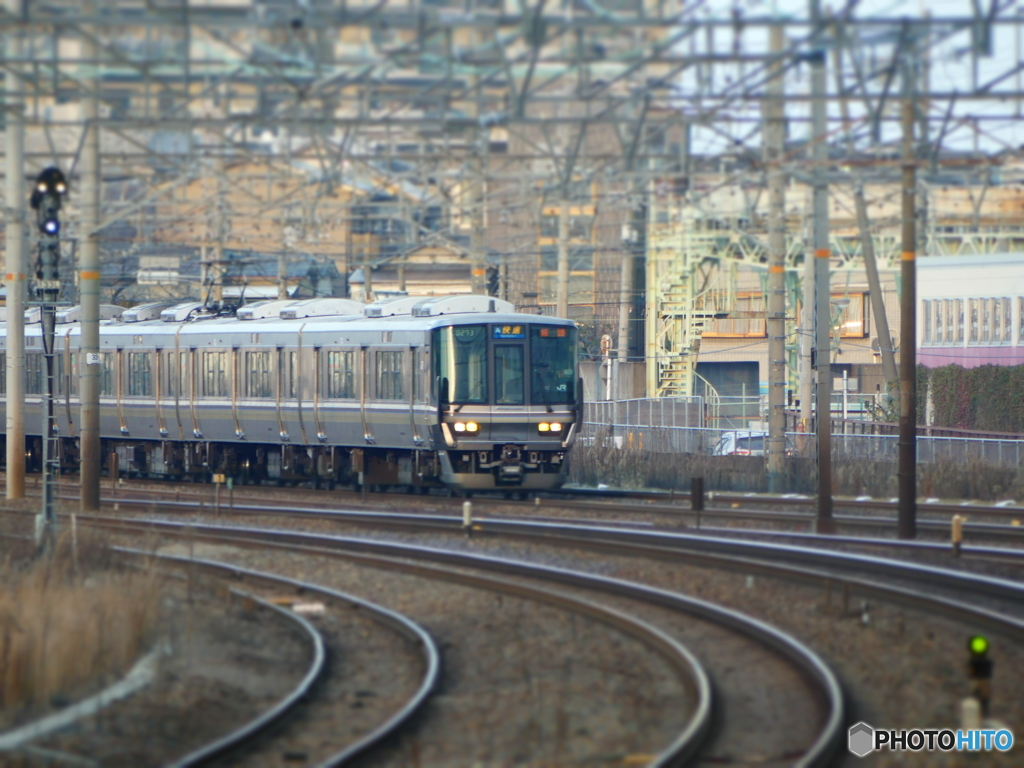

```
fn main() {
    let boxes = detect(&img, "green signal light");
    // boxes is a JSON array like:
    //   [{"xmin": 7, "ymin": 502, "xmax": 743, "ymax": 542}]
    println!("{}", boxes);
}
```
[{"xmin": 969, "ymin": 635, "xmax": 990, "ymax": 655}]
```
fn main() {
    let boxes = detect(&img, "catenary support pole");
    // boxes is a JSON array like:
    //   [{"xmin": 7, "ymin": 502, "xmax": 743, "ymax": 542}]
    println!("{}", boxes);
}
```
[
  {"xmin": 799, "ymin": 191, "xmax": 815, "ymax": 438},
  {"xmin": 80, "ymin": 23, "xmax": 102, "ymax": 513},
  {"xmin": 810, "ymin": 47, "xmax": 835, "ymax": 534},
  {"xmin": 5, "ymin": 29, "xmax": 27, "ymax": 501},
  {"xmin": 765, "ymin": 24, "xmax": 787, "ymax": 492},
  {"xmin": 854, "ymin": 186, "xmax": 898, "ymax": 385},
  {"xmin": 898, "ymin": 92, "xmax": 918, "ymax": 540},
  {"xmin": 555, "ymin": 194, "xmax": 570, "ymax": 318}
]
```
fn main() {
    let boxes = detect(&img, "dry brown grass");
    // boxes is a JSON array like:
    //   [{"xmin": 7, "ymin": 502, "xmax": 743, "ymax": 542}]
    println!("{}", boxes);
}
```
[
  {"xmin": 570, "ymin": 437, "xmax": 1024, "ymax": 500},
  {"xmin": 0, "ymin": 532, "xmax": 160, "ymax": 724}
]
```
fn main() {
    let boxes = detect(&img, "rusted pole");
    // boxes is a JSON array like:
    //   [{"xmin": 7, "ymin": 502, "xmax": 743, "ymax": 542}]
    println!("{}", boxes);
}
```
[
  {"xmin": 898, "ymin": 94, "xmax": 918, "ymax": 540},
  {"xmin": 810, "ymin": 47, "xmax": 835, "ymax": 534}
]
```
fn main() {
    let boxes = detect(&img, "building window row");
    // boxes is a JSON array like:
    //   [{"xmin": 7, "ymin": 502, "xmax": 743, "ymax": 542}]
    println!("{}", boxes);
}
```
[{"xmin": 923, "ymin": 297, "xmax": 1020, "ymax": 346}]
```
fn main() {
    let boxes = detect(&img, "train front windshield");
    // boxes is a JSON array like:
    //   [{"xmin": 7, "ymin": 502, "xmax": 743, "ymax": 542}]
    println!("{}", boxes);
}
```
[
  {"xmin": 530, "ymin": 326, "xmax": 576, "ymax": 405},
  {"xmin": 434, "ymin": 323, "xmax": 576, "ymax": 406}
]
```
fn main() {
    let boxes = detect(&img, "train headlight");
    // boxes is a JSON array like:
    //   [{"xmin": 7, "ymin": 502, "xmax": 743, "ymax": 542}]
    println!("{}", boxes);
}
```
[
  {"xmin": 550, "ymin": 422, "xmax": 563, "ymax": 433},
  {"xmin": 538, "ymin": 423, "xmax": 550, "ymax": 432},
  {"xmin": 453, "ymin": 422, "xmax": 466, "ymax": 433},
  {"xmin": 465, "ymin": 422, "xmax": 479, "ymax": 433}
]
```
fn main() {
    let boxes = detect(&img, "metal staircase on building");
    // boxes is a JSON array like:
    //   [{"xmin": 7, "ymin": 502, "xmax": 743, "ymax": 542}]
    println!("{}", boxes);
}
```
[{"xmin": 646, "ymin": 206, "xmax": 733, "ymax": 398}]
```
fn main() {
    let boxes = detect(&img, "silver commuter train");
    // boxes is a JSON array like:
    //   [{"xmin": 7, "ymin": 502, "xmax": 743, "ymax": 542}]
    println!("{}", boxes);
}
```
[{"xmin": 0, "ymin": 295, "xmax": 581, "ymax": 493}]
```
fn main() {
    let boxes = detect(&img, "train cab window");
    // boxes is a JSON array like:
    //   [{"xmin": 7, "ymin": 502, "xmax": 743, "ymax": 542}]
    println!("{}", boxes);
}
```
[
  {"xmin": 128, "ymin": 352, "xmax": 152, "ymax": 397},
  {"xmin": 202, "ymin": 351, "xmax": 229, "ymax": 397},
  {"xmin": 327, "ymin": 350, "xmax": 355, "ymax": 399},
  {"xmin": 531, "ymin": 326, "xmax": 577, "ymax": 405},
  {"xmin": 432, "ymin": 325, "xmax": 487, "ymax": 404},
  {"xmin": 494, "ymin": 346, "xmax": 524, "ymax": 405},
  {"xmin": 376, "ymin": 350, "xmax": 404, "ymax": 400},
  {"xmin": 245, "ymin": 351, "xmax": 272, "ymax": 398}
]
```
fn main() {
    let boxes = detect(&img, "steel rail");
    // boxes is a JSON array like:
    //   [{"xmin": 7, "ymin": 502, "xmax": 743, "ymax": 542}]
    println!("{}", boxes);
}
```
[
  {"xmin": 117, "ymin": 547, "xmax": 442, "ymax": 768},
  {"xmin": 550, "ymin": 487, "xmax": 1024, "ymax": 518},
  {"xmin": 76, "ymin": 493, "xmax": 1024, "ymax": 611},
  {"xmin": 94, "ymin": 518, "xmax": 716, "ymax": 768},
  {"xmin": 82, "ymin": 514, "xmax": 843, "ymax": 768},
  {"xmin": 45, "ymin": 487, "xmax": 1024, "ymax": 548},
  {"xmin": 18, "ymin": 474, "xmax": 1024, "ymax": 523},
  {"xmin": 151, "ymin": 563, "xmax": 328, "ymax": 768}
]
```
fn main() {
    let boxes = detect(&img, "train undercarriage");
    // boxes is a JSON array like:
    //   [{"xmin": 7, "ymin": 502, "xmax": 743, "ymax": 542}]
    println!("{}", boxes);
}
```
[{"xmin": 12, "ymin": 437, "xmax": 569, "ymax": 493}]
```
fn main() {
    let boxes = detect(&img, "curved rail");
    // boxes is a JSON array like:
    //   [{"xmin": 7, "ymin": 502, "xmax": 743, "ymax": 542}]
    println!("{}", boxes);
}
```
[
  {"xmin": 160, "ymin": 567, "xmax": 327, "ymax": 767},
  {"xmin": 89, "ymin": 515, "xmax": 844, "ymax": 768},
  {"xmin": 118, "ymin": 548, "xmax": 442, "ymax": 767}
]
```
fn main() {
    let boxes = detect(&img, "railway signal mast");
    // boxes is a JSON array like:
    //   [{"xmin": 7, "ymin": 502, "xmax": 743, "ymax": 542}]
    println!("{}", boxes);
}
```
[{"xmin": 29, "ymin": 166, "xmax": 67, "ymax": 549}]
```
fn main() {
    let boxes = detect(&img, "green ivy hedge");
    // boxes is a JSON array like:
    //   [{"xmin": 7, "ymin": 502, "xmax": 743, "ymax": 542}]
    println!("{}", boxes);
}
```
[{"xmin": 922, "ymin": 363, "xmax": 1024, "ymax": 433}]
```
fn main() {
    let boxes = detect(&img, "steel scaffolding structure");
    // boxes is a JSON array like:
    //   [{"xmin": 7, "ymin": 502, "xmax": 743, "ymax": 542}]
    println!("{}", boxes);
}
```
[{"xmin": 2, "ymin": 0, "xmax": 1024, "ymax": 520}]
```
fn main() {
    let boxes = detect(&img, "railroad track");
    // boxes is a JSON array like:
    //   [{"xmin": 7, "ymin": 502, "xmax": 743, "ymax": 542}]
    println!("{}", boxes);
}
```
[
  {"xmin": 12, "ymin": 473, "xmax": 1024, "ymax": 543},
  {"xmin": 35, "ymin": 484, "xmax": 1024, "ymax": 573},
  {"xmin": 12, "ymin": 478, "xmax": 1024, "ymax": 763},
  {"xmin": 0, "ymin": 543, "xmax": 439, "ymax": 768},
  {"xmin": 70, "ymin": 512, "xmax": 847, "ymax": 767}
]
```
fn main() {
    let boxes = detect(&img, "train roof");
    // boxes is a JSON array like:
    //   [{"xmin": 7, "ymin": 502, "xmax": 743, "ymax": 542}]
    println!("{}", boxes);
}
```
[{"xmin": 0, "ymin": 305, "xmax": 574, "ymax": 342}]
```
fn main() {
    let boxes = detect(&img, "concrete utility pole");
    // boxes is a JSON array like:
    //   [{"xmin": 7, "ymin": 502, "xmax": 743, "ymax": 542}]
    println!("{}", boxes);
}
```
[
  {"xmin": 799, "ymin": 191, "xmax": 815, "ymax": 437},
  {"xmin": 616, "ymin": 221, "xmax": 634, "ymax": 400},
  {"xmin": 6, "ymin": 29, "xmax": 27, "ymax": 501},
  {"xmin": 898, "ymin": 88, "xmax": 918, "ymax": 540},
  {"xmin": 209, "ymin": 134, "xmax": 227, "ymax": 305},
  {"xmin": 469, "ymin": 151, "xmax": 487, "ymax": 295},
  {"xmin": 80, "ymin": 23, "xmax": 102, "ymax": 513},
  {"xmin": 765, "ymin": 24, "xmax": 787, "ymax": 492},
  {"xmin": 810, "ymin": 47, "xmax": 835, "ymax": 534},
  {"xmin": 555, "ymin": 196, "xmax": 570, "ymax": 318}
]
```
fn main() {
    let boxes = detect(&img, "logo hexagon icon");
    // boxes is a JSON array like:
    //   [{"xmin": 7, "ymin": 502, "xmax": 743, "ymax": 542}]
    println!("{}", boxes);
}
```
[{"xmin": 848, "ymin": 722, "xmax": 875, "ymax": 758}]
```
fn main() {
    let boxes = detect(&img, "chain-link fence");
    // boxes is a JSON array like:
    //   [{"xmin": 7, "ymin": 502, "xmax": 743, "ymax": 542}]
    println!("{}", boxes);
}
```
[{"xmin": 582, "ymin": 399, "xmax": 1024, "ymax": 468}]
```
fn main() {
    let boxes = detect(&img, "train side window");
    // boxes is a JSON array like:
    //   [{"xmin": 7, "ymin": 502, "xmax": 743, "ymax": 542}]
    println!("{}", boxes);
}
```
[
  {"xmin": 0, "ymin": 353, "xmax": 5, "ymax": 394},
  {"xmin": 327, "ymin": 350, "xmax": 355, "ymax": 399},
  {"xmin": 67, "ymin": 353, "xmax": 79, "ymax": 396},
  {"xmin": 99, "ymin": 353, "xmax": 115, "ymax": 396},
  {"xmin": 245, "ymin": 351, "xmax": 272, "ymax": 398},
  {"xmin": 26, "ymin": 354, "xmax": 43, "ymax": 395},
  {"xmin": 202, "ymin": 351, "xmax": 228, "ymax": 397},
  {"xmin": 288, "ymin": 351, "xmax": 298, "ymax": 399},
  {"xmin": 128, "ymin": 352, "xmax": 152, "ymax": 397},
  {"xmin": 165, "ymin": 352, "xmax": 175, "ymax": 397},
  {"xmin": 376, "ymin": 350, "xmax": 404, "ymax": 400}
]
